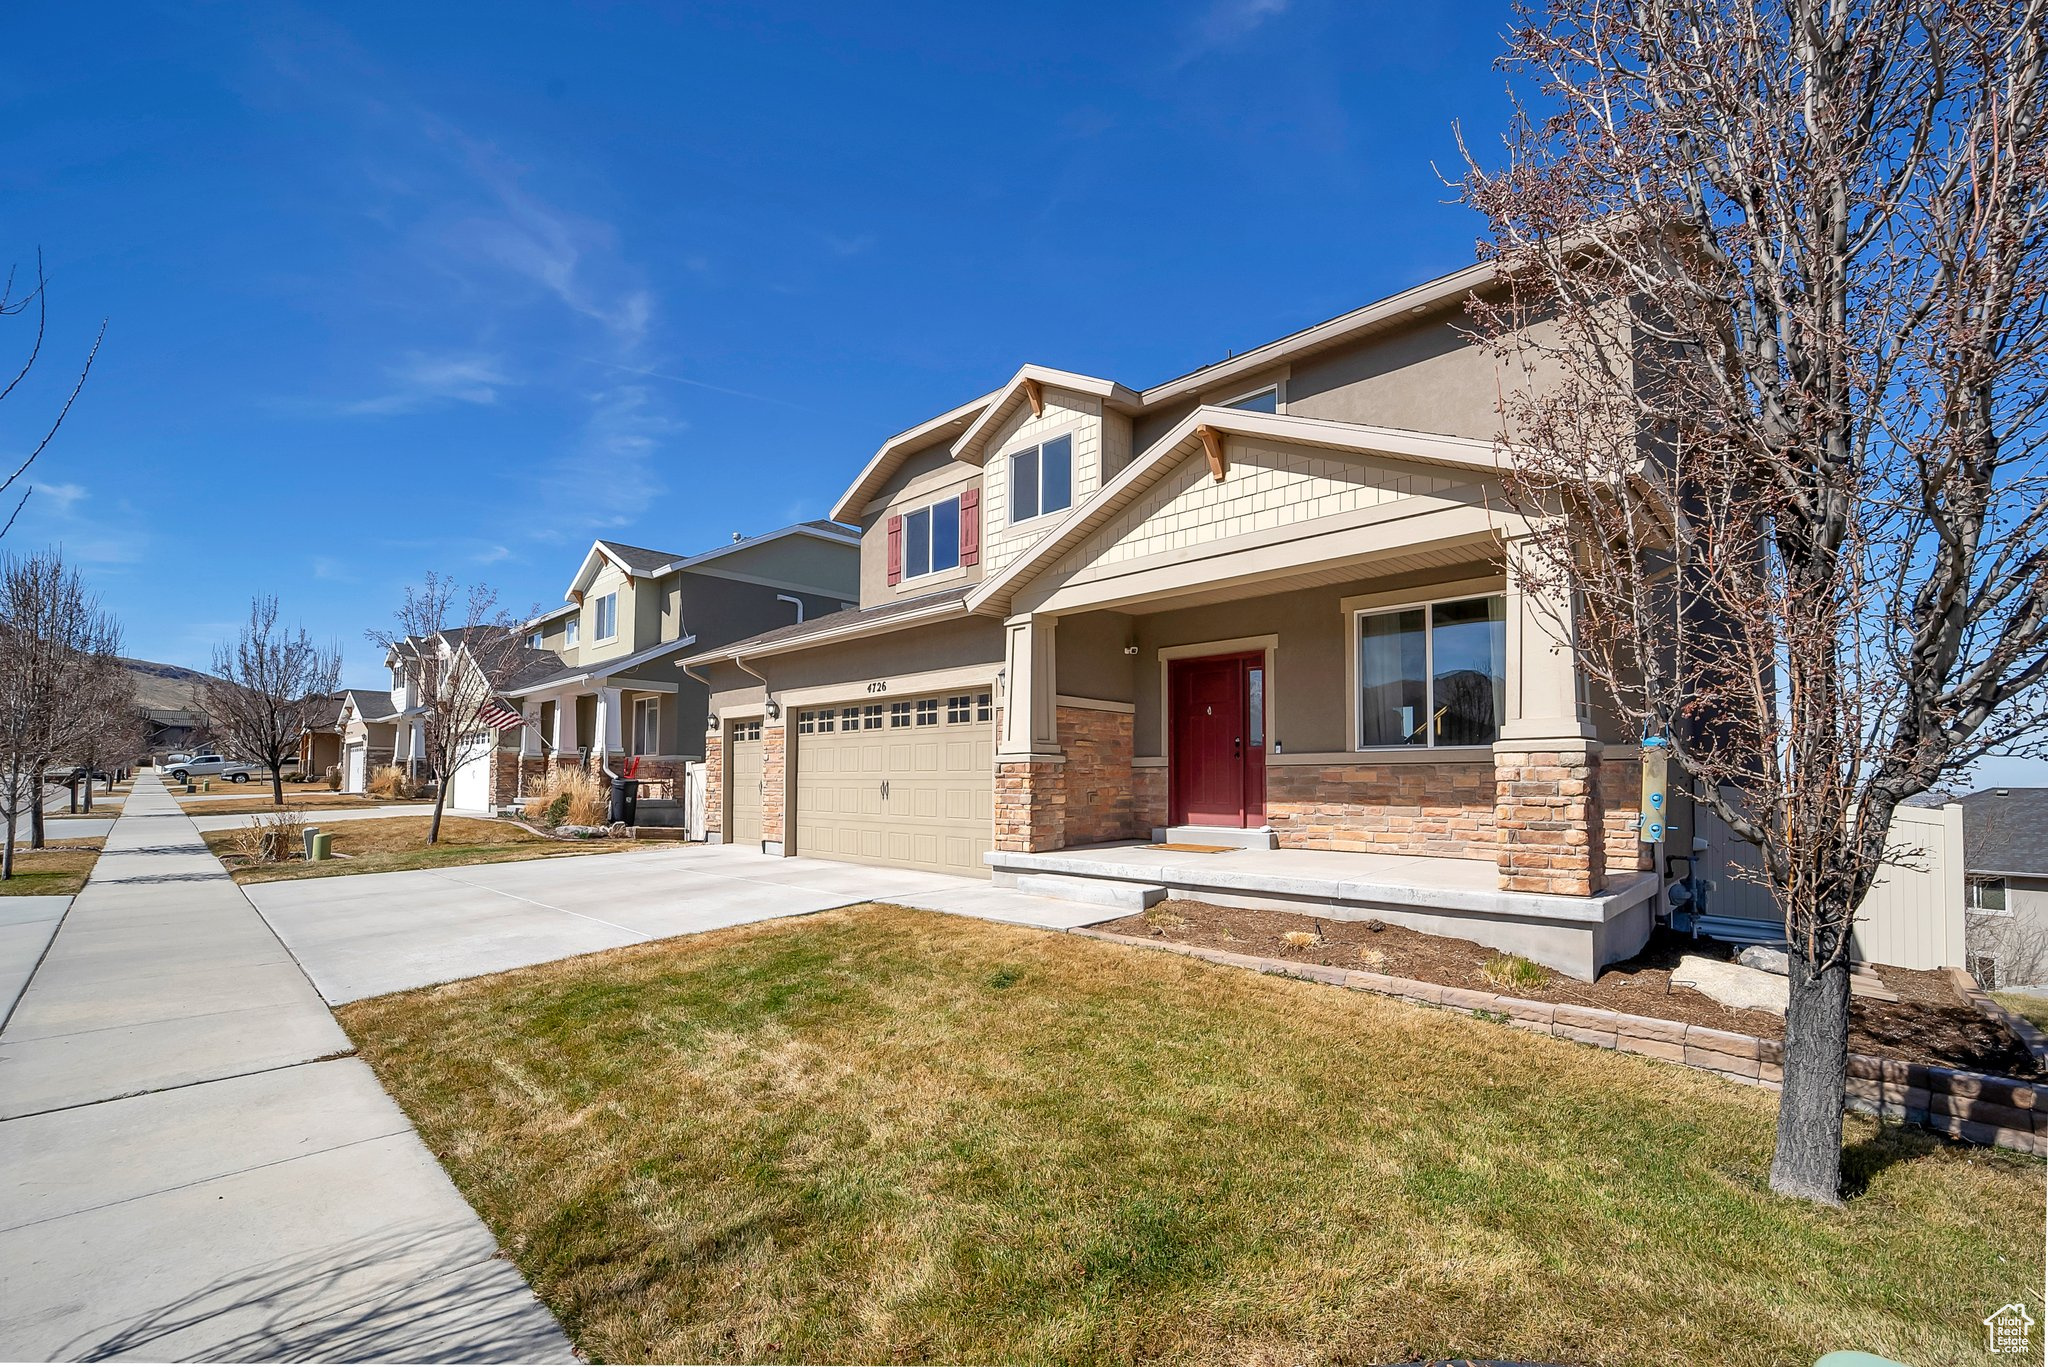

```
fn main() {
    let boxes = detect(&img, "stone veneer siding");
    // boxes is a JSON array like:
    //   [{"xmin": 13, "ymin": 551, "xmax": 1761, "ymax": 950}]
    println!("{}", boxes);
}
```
[
  {"xmin": 1495, "ymin": 748, "xmax": 1607, "ymax": 896},
  {"xmin": 760, "ymin": 723, "xmax": 786, "ymax": 844},
  {"xmin": 1597, "ymin": 757, "xmax": 1652, "ymax": 875},
  {"xmin": 1134, "ymin": 765, "xmax": 1168, "ymax": 835},
  {"xmin": 1264, "ymin": 761, "xmax": 1495, "ymax": 858},
  {"xmin": 995, "ymin": 761, "xmax": 1066, "ymax": 853},
  {"xmin": 1057, "ymin": 706, "xmax": 1137, "ymax": 845},
  {"xmin": 702, "ymin": 733, "xmax": 724, "ymax": 838}
]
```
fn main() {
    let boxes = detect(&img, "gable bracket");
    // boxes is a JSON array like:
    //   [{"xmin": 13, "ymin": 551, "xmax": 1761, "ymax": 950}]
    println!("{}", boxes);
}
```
[
  {"xmin": 1022, "ymin": 376, "xmax": 1045, "ymax": 418},
  {"xmin": 1196, "ymin": 425, "xmax": 1228, "ymax": 482}
]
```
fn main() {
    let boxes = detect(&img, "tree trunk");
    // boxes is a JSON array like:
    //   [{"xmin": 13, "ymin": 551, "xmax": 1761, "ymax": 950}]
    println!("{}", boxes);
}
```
[
  {"xmin": 30, "ymin": 788, "xmax": 45, "ymax": 851},
  {"xmin": 271, "ymin": 763, "xmax": 284, "ymax": 807},
  {"xmin": 1770, "ymin": 946, "xmax": 1853, "ymax": 1204},
  {"xmin": 428, "ymin": 781, "xmax": 447, "ymax": 846},
  {"xmin": 81, "ymin": 778, "xmax": 92, "ymax": 814}
]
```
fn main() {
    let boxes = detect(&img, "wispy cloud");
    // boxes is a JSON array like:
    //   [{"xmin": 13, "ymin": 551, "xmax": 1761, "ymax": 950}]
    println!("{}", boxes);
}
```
[
  {"xmin": 37, "ymin": 482, "xmax": 88, "ymax": 513},
  {"xmin": 820, "ymin": 231, "xmax": 876, "ymax": 259},
  {"xmin": 1176, "ymin": 0, "xmax": 1290, "ymax": 65},
  {"xmin": 335, "ymin": 352, "xmax": 510, "ymax": 416},
  {"xmin": 472, "ymin": 544, "xmax": 511, "ymax": 564},
  {"xmin": 312, "ymin": 556, "xmax": 359, "ymax": 582}
]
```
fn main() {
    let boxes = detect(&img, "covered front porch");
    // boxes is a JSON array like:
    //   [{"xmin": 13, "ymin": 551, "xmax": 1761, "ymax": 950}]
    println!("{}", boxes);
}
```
[
  {"xmin": 965, "ymin": 408, "xmax": 1665, "ymax": 972},
  {"xmin": 508, "ymin": 666, "xmax": 691, "ymax": 803},
  {"xmin": 989, "ymin": 839, "xmax": 1659, "ymax": 981}
]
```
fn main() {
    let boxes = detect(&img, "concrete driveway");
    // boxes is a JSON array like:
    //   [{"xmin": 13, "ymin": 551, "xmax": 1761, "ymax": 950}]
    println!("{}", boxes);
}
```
[{"xmin": 248, "ymin": 842, "xmax": 1117, "ymax": 1004}]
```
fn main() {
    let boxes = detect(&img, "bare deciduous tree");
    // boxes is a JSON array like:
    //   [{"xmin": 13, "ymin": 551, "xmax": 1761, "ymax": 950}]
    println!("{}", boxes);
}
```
[
  {"xmin": 367, "ymin": 574, "xmax": 534, "ymax": 845},
  {"xmin": 1460, "ymin": 0, "xmax": 2048, "ymax": 1202},
  {"xmin": 0, "ymin": 252, "xmax": 104, "ymax": 538},
  {"xmin": 204, "ymin": 597, "xmax": 344, "ymax": 807},
  {"xmin": 0, "ymin": 551, "xmax": 122, "ymax": 876}
]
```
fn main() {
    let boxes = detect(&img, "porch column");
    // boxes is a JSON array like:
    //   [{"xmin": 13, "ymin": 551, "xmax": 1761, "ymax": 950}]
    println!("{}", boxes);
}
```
[
  {"xmin": 551, "ymin": 696, "xmax": 575, "ymax": 760},
  {"xmin": 1494, "ymin": 532, "xmax": 1606, "ymax": 896},
  {"xmin": 597, "ymin": 686, "xmax": 623, "ymax": 764},
  {"xmin": 995, "ymin": 614, "xmax": 1065, "ymax": 853}
]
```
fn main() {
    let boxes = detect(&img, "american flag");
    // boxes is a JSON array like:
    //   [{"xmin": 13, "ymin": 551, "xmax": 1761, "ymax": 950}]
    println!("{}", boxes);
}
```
[{"xmin": 479, "ymin": 700, "xmax": 527, "ymax": 733}]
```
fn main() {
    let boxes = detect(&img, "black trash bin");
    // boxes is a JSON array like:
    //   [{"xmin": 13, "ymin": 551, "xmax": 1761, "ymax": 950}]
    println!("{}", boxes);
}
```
[{"xmin": 608, "ymin": 776, "xmax": 638, "ymax": 826}]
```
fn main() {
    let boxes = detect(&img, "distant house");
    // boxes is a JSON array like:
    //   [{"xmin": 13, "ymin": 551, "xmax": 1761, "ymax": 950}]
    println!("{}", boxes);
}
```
[
  {"xmin": 336, "ymin": 690, "xmax": 400, "ymax": 794},
  {"xmin": 294, "ymin": 693, "xmax": 347, "ymax": 779},
  {"xmin": 1960, "ymin": 787, "xmax": 2048, "ymax": 988}
]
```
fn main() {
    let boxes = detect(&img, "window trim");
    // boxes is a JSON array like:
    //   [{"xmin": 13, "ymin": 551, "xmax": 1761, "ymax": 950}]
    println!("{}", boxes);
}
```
[
  {"xmin": 901, "ymin": 494, "xmax": 964, "ymax": 580},
  {"xmin": 1970, "ymin": 877, "xmax": 2013, "ymax": 916},
  {"xmin": 630, "ymin": 696, "xmax": 660, "ymax": 756},
  {"xmin": 592, "ymin": 592, "xmax": 619, "ymax": 643},
  {"xmin": 564, "ymin": 618, "xmax": 580, "ymax": 647},
  {"xmin": 1001, "ymin": 427, "xmax": 1080, "ymax": 529},
  {"xmin": 1344, "ymin": 582, "xmax": 1509, "ymax": 752}
]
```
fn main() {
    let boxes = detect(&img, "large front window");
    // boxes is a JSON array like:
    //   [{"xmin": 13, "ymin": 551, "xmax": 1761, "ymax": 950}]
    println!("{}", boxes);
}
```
[
  {"xmin": 1008, "ymin": 433, "xmax": 1073, "ymax": 523},
  {"xmin": 905, "ymin": 497, "xmax": 962, "ymax": 578},
  {"xmin": 1356, "ymin": 594, "xmax": 1506, "ymax": 747}
]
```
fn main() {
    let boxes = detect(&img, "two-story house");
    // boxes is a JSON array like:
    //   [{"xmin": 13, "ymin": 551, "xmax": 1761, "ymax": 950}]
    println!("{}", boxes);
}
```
[
  {"xmin": 502, "ymin": 523, "xmax": 859, "ymax": 807},
  {"xmin": 682, "ymin": 261, "xmax": 1676, "ymax": 980}
]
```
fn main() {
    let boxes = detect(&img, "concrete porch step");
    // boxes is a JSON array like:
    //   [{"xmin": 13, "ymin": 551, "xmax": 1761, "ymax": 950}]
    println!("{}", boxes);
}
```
[
  {"xmin": 1150, "ymin": 825, "xmax": 1279, "ymax": 850},
  {"xmin": 1010, "ymin": 871, "xmax": 1167, "ymax": 911}
]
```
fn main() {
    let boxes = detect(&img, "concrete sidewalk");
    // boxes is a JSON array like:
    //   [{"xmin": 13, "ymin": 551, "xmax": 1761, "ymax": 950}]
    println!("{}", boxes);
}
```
[{"xmin": 0, "ymin": 773, "xmax": 571, "ymax": 1363}]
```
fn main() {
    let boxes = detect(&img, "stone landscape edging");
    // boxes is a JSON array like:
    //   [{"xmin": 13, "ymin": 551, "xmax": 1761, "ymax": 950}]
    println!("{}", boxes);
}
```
[{"xmin": 1069, "ymin": 927, "xmax": 2045, "ymax": 1158}]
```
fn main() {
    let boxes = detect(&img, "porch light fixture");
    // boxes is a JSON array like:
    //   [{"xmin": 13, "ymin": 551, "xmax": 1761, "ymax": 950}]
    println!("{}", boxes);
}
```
[{"xmin": 765, "ymin": 699, "xmax": 781, "ymax": 720}]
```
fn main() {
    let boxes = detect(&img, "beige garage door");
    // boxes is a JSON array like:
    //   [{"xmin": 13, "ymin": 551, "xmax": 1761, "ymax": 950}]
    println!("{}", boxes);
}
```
[
  {"xmin": 728, "ymin": 720, "xmax": 763, "ymax": 848},
  {"xmin": 795, "ymin": 690, "xmax": 993, "ymax": 878}
]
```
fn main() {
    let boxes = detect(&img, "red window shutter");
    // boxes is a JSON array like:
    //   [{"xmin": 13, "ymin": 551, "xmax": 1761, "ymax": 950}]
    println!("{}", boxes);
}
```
[
  {"xmin": 960, "ymin": 487, "xmax": 981, "ymax": 567},
  {"xmin": 886, "ymin": 514, "xmax": 903, "ymax": 585}
]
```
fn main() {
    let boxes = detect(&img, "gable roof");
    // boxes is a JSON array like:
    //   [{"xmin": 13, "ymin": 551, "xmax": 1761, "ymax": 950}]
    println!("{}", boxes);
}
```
[
  {"xmin": 559, "ymin": 523, "xmax": 859, "ymax": 606},
  {"xmin": 828, "ymin": 391, "xmax": 996, "ymax": 524},
  {"xmin": 947, "ymin": 365, "xmax": 1142, "ymax": 467},
  {"xmin": 342, "ymin": 689, "xmax": 398, "ymax": 724},
  {"xmin": 965, "ymin": 406, "xmax": 1512, "ymax": 618},
  {"xmin": 1962, "ymin": 788, "xmax": 2048, "ymax": 878},
  {"xmin": 678, "ymin": 586, "xmax": 973, "ymax": 667}
]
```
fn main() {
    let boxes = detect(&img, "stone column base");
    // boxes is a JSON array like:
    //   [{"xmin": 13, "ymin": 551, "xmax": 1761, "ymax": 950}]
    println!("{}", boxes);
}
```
[
  {"xmin": 995, "ymin": 758, "xmax": 1066, "ymax": 853},
  {"xmin": 1494, "ymin": 743, "xmax": 1607, "ymax": 896}
]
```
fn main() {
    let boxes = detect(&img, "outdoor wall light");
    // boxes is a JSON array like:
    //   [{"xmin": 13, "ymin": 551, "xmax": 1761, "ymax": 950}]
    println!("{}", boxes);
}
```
[{"xmin": 765, "ymin": 699, "xmax": 782, "ymax": 720}]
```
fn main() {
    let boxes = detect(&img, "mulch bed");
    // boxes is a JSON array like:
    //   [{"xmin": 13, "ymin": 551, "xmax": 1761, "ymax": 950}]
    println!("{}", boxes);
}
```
[{"xmin": 1098, "ymin": 899, "xmax": 2039, "ymax": 1079}]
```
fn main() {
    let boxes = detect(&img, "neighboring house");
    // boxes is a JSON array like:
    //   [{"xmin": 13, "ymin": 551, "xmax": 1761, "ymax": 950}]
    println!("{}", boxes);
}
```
[
  {"xmin": 336, "ymin": 689, "xmax": 400, "ymax": 794},
  {"xmin": 385, "ymin": 628, "xmax": 563, "ymax": 812},
  {"xmin": 682, "ymin": 261, "xmax": 1675, "ymax": 979},
  {"xmin": 294, "ymin": 693, "xmax": 347, "ymax": 779},
  {"xmin": 503, "ymin": 526, "xmax": 858, "ymax": 802},
  {"xmin": 1960, "ymin": 787, "xmax": 2048, "ymax": 988}
]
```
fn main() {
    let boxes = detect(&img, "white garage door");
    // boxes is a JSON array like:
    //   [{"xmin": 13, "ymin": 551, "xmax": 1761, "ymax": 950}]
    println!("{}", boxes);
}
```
[
  {"xmin": 728, "ymin": 721, "xmax": 763, "ymax": 847},
  {"xmin": 449, "ymin": 732, "xmax": 494, "ymax": 812},
  {"xmin": 344, "ymin": 743, "xmax": 366, "ymax": 794},
  {"xmin": 794, "ymin": 689, "xmax": 993, "ymax": 878}
]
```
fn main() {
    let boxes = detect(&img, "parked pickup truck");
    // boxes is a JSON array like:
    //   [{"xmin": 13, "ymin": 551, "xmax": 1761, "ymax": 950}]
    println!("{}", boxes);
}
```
[{"xmin": 165, "ymin": 754, "xmax": 256, "ymax": 783}]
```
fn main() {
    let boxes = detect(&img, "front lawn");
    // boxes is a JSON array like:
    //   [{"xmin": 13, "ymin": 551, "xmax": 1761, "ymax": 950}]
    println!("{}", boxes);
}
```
[
  {"xmin": 205, "ymin": 814, "xmax": 636, "ymax": 884},
  {"xmin": 177, "ymin": 792, "xmax": 419, "ymax": 817},
  {"xmin": 340, "ymin": 905, "xmax": 2041, "ymax": 1367},
  {"xmin": 0, "ymin": 837, "xmax": 103, "ymax": 896}
]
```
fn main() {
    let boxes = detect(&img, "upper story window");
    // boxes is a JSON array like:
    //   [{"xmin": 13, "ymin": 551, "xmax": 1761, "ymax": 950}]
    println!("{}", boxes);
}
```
[
  {"xmin": 593, "ymin": 593, "xmax": 619, "ymax": 642},
  {"xmin": 528, "ymin": 630, "xmax": 543, "ymax": 649},
  {"xmin": 1224, "ymin": 385, "xmax": 1280, "ymax": 414},
  {"xmin": 1008, "ymin": 433, "xmax": 1073, "ymax": 524},
  {"xmin": 1356, "ymin": 594, "xmax": 1506, "ymax": 748},
  {"xmin": 564, "ymin": 618, "xmax": 580, "ymax": 647},
  {"xmin": 905, "ymin": 496, "xmax": 962, "ymax": 578}
]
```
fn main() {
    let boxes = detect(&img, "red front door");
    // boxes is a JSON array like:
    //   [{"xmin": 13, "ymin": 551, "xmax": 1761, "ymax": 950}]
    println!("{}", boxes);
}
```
[{"xmin": 1168, "ymin": 653, "xmax": 1267, "ymax": 827}]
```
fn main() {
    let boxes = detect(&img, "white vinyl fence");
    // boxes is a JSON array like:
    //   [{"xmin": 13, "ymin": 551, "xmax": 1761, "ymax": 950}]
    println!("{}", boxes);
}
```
[{"xmin": 1693, "ymin": 794, "xmax": 1967, "ymax": 971}]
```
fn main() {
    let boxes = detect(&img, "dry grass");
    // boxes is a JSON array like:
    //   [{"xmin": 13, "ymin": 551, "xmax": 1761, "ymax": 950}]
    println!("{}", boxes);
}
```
[
  {"xmin": 0, "ymin": 837, "xmax": 103, "ymax": 896},
  {"xmin": 367, "ymin": 764, "xmax": 421, "ymax": 800},
  {"xmin": 175, "ymin": 792, "xmax": 405, "ymax": 817},
  {"xmin": 1479, "ymin": 952, "xmax": 1551, "ymax": 993},
  {"xmin": 206, "ymin": 814, "xmax": 634, "ymax": 884},
  {"xmin": 340, "ymin": 905, "xmax": 2043, "ymax": 1367},
  {"xmin": 523, "ymin": 765, "xmax": 609, "ymax": 827},
  {"xmin": 1994, "ymin": 990, "xmax": 2048, "ymax": 1032}
]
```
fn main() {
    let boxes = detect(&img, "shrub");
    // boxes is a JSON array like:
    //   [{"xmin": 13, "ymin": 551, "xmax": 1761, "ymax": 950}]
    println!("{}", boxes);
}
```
[
  {"xmin": 228, "ymin": 809, "xmax": 308, "ymax": 864},
  {"xmin": 524, "ymin": 765, "xmax": 608, "ymax": 828},
  {"xmin": 367, "ymin": 765, "xmax": 415, "ymax": 800},
  {"xmin": 325, "ymin": 763, "xmax": 342, "ymax": 792},
  {"xmin": 1479, "ymin": 953, "xmax": 1550, "ymax": 993}
]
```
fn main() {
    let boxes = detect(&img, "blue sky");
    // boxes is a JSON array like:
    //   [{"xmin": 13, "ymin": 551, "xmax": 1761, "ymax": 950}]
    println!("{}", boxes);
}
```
[{"xmin": 8, "ymin": 1, "xmax": 2040, "ymax": 788}]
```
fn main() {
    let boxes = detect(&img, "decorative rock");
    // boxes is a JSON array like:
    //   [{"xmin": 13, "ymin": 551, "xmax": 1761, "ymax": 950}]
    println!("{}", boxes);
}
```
[
  {"xmin": 1736, "ymin": 944, "xmax": 1790, "ymax": 975},
  {"xmin": 1671, "ymin": 955, "xmax": 1789, "ymax": 1015}
]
